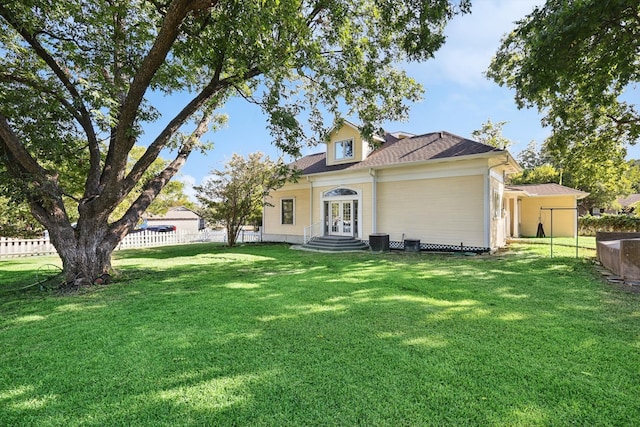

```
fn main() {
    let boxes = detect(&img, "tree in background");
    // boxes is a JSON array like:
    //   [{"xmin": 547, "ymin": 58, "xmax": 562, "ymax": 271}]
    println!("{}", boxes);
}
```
[
  {"xmin": 488, "ymin": 0, "xmax": 639, "ymax": 159},
  {"xmin": 510, "ymin": 137, "xmax": 640, "ymax": 214},
  {"xmin": 509, "ymin": 164, "xmax": 561, "ymax": 187},
  {"xmin": 489, "ymin": 0, "xmax": 640, "ymax": 215},
  {"xmin": 631, "ymin": 161, "xmax": 640, "ymax": 194},
  {"xmin": 0, "ymin": 197, "xmax": 43, "ymax": 238},
  {"xmin": 0, "ymin": 0, "xmax": 469, "ymax": 286},
  {"xmin": 511, "ymin": 139, "xmax": 561, "ymax": 186},
  {"xmin": 471, "ymin": 119, "xmax": 512, "ymax": 149},
  {"xmin": 195, "ymin": 153, "xmax": 291, "ymax": 247},
  {"xmin": 517, "ymin": 140, "xmax": 552, "ymax": 170}
]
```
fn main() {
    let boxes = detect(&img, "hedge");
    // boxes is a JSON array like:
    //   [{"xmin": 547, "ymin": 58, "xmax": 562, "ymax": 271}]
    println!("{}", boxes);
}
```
[{"xmin": 579, "ymin": 214, "xmax": 640, "ymax": 236}]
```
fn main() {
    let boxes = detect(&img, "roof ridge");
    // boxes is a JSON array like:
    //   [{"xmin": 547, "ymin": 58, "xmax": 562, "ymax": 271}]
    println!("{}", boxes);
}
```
[{"xmin": 290, "ymin": 129, "xmax": 513, "ymax": 175}]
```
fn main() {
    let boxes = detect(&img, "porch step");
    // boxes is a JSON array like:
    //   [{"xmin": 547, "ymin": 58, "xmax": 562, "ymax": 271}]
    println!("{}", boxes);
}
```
[{"xmin": 302, "ymin": 236, "xmax": 369, "ymax": 252}]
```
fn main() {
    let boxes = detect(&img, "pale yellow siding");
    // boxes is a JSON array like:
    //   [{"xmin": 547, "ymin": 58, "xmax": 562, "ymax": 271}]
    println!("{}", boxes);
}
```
[
  {"xmin": 376, "ymin": 175, "xmax": 485, "ymax": 247},
  {"xmin": 309, "ymin": 185, "xmax": 332, "ymax": 233},
  {"xmin": 519, "ymin": 196, "xmax": 577, "ymax": 237},
  {"xmin": 263, "ymin": 184, "xmax": 310, "ymax": 241},
  {"xmin": 325, "ymin": 125, "xmax": 370, "ymax": 166},
  {"xmin": 359, "ymin": 183, "xmax": 373, "ymax": 236}
]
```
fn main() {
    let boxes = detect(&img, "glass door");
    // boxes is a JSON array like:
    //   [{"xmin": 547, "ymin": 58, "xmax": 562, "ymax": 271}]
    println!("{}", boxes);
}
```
[{"xmin": 329, "ymin": 201, "xmax": 353, "ymax": 236}]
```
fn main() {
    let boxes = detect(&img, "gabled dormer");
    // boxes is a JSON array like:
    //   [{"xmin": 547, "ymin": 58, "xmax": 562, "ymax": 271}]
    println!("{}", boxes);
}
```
[{"xmin": 325, "ymin": 121, "xmax": 376, "ymax": 166}]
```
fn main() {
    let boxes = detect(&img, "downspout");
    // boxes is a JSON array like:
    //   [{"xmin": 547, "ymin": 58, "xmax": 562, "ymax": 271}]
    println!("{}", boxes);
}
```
[
  {"xmin": 485, "ymin": 155, "xmax": 510, "ymax": 249},
  {"xmin": 307, "ymin": 176, "xmax": 313, "ymax": 227},
  {"xmin": 369, "ymin": 168, "xmax": 377, "ymax": 234}
]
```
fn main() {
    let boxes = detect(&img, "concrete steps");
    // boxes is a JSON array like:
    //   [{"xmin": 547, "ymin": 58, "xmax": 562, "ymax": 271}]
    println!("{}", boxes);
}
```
[{"xmin": 302, "ymin": 235, "xmax": 369, "ymax": 252}]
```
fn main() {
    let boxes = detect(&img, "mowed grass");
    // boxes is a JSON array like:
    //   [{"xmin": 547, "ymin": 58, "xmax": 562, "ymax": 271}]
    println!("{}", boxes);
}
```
[{"xmin": 1, "ymin": 242, "xmax": 638, "ymax": 426}]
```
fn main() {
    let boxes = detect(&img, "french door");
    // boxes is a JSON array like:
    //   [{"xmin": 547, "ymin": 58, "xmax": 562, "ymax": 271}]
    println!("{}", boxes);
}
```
[{"xmin": 329, "ymin": 200, "xmax": 353, "ymax": 236}]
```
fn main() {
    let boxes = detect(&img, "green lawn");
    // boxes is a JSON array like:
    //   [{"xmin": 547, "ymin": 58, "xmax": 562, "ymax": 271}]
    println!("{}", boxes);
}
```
[
  {"xmin": 1, "ymin": 242, "xmax": 638, "ymax": 426},
  {"xmin": 508, "ymin": 236, "xmax": 596, "ymax": 258}
]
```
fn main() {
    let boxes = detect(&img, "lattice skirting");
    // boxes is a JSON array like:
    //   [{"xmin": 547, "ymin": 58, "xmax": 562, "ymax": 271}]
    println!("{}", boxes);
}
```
[{"xmin": 361, "ymin": 240, "xmax": 489, "ymax": 254}]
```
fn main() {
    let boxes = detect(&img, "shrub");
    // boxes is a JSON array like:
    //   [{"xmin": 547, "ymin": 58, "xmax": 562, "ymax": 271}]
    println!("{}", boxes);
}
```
[{"xmin": 579, "ymin": 214, "xmax": 640, "ymax": 235}]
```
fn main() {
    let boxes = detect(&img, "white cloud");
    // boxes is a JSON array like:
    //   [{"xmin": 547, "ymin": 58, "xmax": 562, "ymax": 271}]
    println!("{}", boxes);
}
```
[{"xmin": 175, "ymin": 174, "xmax": 197, "ymax": 202}]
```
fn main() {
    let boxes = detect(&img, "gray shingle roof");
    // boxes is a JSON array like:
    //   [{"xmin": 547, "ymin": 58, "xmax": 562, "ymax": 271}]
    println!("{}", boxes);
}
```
[
  {"xmin": 617, "ymin": 194, "xmax": 640, "ymax": 207},
  {"xmin": 291, "ymin": 131, "xmax": 505, "ymax": 175},
  {"xmin": 506, "ymin": 183, "xmax": 589, "ymax": 199}
]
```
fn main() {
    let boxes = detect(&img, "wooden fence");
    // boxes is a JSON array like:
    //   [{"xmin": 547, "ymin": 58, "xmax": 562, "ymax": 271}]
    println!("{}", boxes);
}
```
[
  {"xmin": 0, "ymin": 236, "xmax": 56, "ymax": 258},
  {"xmin": 0, "ymin": 230, "xmax": 261, "ymax": 258}
]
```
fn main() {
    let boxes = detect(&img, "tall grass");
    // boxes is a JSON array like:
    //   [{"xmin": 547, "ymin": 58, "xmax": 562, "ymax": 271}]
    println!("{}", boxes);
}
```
[{"xmin": 1, "ymin": 243, "xmax": 638, "ymax": 426}]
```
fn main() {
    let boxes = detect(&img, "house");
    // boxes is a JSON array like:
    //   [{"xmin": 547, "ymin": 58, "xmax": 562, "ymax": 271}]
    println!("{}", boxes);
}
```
[
  {"xmin": 143, "ymin": 206, "xmax": 204, "ymax": 233},
  {"xmin": 262, "ymin": 122, "xmax": 586, "ymax": 252}
]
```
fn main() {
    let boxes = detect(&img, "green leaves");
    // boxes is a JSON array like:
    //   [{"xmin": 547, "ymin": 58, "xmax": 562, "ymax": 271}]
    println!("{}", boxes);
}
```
[
  {"xmin": 195, "ymin": 152, "xmax": 293, "ymax": 246},
  {"xmin": 471, "ymin": 119, "xmax": 512, "ymax": 150},
  {"xmin": 0, "ymin": 0, "xmax": 469, "ymax": 278},
  {"xmin": 488, "ymin": 0, "xmax": 640, "ymax": 154},
  {"xmin": 489, "ymin": 0, "xmax": 640, "ymax": 212}
]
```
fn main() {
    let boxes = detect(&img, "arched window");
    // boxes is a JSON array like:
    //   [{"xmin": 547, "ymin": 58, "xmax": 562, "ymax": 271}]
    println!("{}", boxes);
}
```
[{"xmin": 323, "ymin": 188, "xmax": 358, "ymax": 197}]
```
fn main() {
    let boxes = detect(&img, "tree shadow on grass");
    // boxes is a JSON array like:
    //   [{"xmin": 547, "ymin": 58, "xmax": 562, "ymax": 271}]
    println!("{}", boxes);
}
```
[{"xmin": 1, "ymin": 245, "xmax": 639, "ymax": 425}]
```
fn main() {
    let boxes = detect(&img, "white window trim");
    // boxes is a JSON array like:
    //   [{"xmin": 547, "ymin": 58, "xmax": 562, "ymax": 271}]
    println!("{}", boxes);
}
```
[
  {"xmin": 335, "ymin": 139, "xmax": 354, "ymax": 161},
  {"xmin": 493, "ymin": 189, "xmax": 502, "ymax": 219},
  {"xmin": 281, "ymin": 197, "xmax": 295, "ymax": 225}
]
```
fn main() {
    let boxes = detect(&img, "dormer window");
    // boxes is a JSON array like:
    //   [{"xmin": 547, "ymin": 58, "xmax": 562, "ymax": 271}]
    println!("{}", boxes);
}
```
[{"xmin": 335, "ymin": 139, "xmax": 354, "ymax": 160}]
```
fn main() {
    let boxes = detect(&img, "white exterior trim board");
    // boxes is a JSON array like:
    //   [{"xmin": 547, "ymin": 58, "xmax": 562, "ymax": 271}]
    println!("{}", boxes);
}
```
[
  {"xmin": 377, "ymin": 165, "xmax": 487, "ymax": 183},
  {"xmin": 308, "ymin": 172, "xmax": 372, "ymax": 186}
]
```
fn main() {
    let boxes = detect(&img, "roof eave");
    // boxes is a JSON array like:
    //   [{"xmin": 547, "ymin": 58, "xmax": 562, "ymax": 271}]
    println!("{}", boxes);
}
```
[
  {"xmin": 373, "ymin": 151, "xmax": 523, "ymax": 175},
  {"xmin": 298, "ymin": 151, "xmax": 518, "ymax": 177},
  {"xmin": 504, "ymin": 188, "xmax": 590, "ymax": 199}
]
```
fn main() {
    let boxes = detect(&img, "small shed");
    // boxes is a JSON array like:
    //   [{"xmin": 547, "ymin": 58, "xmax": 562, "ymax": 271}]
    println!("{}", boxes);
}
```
[
  {"xmin": 144, "ymin": 206, "xmax": 204, "ymax": 233},
  {"xmin": 505, "ymin": 183, "xmax": 589, "ymax": 238}
]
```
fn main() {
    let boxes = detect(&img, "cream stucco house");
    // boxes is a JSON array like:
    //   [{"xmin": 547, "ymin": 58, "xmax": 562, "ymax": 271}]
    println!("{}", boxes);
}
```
[{"xmin": 262, "ymin": 122, "xmax": 587, "ymax": 252}]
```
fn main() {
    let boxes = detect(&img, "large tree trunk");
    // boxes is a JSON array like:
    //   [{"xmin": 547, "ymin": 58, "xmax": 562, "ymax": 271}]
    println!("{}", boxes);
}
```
[
  {"xmin": 47, "ymin": 220, "xmax": 119, "ymax": 286},
  {"xmin": 56, "ymin": 239, "xmax": 114, "ymax": 286}
]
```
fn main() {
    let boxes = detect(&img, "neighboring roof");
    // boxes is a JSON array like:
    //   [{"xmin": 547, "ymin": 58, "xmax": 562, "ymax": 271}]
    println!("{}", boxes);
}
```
[
  {"xmin": 506, "ymin": 183, "xmax": 589, "ymax": 199},
  {"xmin": 292, "ymin": 131, "xmax": 516, "ymax": 175},
  {"xmin": 145, "ymin": 206, "xmax": 201, "ymax": 220},
  {"xmin": 617, "ymin": 194, "xmax": 640, "ymax": 207}
]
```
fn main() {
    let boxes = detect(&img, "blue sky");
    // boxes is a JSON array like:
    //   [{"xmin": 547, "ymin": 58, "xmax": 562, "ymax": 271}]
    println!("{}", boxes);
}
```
[{"xmin": 152, "ymin": 0, "xmax": 637, "ymax": 197}]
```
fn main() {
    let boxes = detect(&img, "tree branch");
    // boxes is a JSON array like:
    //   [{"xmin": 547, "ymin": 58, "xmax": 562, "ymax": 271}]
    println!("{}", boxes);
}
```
[
  {"xmin": 109, "ymin": 112, "xmax": 211, "ymax": 240},
  {"xmin": 108, "ymin": 0, "xmax": 220, "ymax": 179},
  {"xmin": 0, "ymin": 72, "xmax": 82, "ymax": 123},
  {"xmin": 607, "ymin": 114, "xmax": 640, "ymax": 126},
  {"xmin": 0, "ymin": 112, "xmax": 49, "ymax": 179},
  {"xmin": 0, "ymin": 4, "xmax": 103, "ymax": 198},
  {"xmin": 306, "ymin": 3, "xmax": 326, "ymax": 26},
  {"xmin": 120, "ymin": 66, "xmax": 261, "ymax": 200}
]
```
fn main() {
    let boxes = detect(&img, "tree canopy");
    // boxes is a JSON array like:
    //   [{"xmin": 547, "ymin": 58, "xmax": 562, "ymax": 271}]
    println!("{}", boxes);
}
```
[
  {"xmin": 0, "ymin": 0, "xmax": 470, "ymax": 285},
  {"xmin": 471, "ymin": 119, "xmax": 512, "ymax": 149},
  {"xmin": 487, "ymin": 0, "xmax": 640, "ymax": 155},
  {"xmin": 517, "ymin": 140, "xmax": 551, "ymax": 170},
  {"xmin": 510, "ymin": 138, "xmax": 640, "ymax": 213}
]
